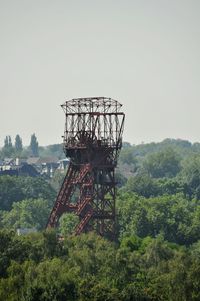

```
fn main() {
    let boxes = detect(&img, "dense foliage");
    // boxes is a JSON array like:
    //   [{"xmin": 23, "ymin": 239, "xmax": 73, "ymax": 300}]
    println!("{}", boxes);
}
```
[
  {"xmin": 1, "ymin": 138, "xmax": 200, "ymax": 300},
  {"xmin": 0, "ymin": 176, "xmax": 56, "ymax": 211},
  {"xmin": 0, "ymin": 231, "xmax": 200, "ymax": 301}
]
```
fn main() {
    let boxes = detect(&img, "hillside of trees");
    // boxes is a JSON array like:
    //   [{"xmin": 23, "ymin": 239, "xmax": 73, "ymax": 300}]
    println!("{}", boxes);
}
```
[{"xmin": 1, "ymin": 138, "xmax": 200, "ymax": 300}]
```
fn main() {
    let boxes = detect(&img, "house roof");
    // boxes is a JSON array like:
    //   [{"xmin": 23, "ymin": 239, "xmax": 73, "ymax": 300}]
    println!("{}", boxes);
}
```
[
  {"xmin": 38, "ymin": 156, "xmax": 59, "ymax": 164},
  {"xmin": 4, "ymin": 158, "xmax": 15, "ymax": 165},
  {"xmin": 26, "ymin": 157, "xmax": 40, "ymax": 165},
  {"xmin": 27, "ymin": 156, "xmax": 59, "ymax": 165}
]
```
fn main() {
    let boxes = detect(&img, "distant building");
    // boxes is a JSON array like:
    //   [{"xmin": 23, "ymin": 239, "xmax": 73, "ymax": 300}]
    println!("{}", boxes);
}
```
[
  {"xmin": 27, "ymin": 156, "xmax": 60, "ymax": 177},
  {"xmin": 0, "ymin": 156, "xmax": 69, "ymax": 178},
  {"xmin": 0, "ymin": 158, "xmax": 39, "ymax": 177}
]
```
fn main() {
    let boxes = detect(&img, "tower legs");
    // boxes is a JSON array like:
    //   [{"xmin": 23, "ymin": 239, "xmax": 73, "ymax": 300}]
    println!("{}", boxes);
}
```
[{"xmin": 47, "ymin": 163, "xmax": 116, "ymax": 239}]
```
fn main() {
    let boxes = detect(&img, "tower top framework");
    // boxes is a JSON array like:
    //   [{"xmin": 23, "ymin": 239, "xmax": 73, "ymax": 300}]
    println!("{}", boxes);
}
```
[
  {"xmin": 61, "ymin": 97, "xmax": 123, "ymax": 113},
  {"xmin": 62, "ymin": 97, "xmax": 124, "ymax": 164}
]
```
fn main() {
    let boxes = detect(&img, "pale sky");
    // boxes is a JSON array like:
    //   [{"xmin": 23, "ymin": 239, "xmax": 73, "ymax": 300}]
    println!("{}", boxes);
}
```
[{"xmin": 0, "ymin": 0, "xmax": 200, "ymax": 147}]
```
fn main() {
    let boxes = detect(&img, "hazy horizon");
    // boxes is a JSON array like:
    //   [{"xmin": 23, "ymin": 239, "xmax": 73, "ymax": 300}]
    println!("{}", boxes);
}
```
[
  {"xmin": 1, "ymin": 1, "xmax": 200, "ymax": 147},
  {"xmin": 1, "ymin": 135, "xmax": 199, "ymax": 149}
]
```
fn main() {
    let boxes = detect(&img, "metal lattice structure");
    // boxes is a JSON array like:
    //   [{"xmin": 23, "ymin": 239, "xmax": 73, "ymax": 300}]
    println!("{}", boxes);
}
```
[{"xmin": 47, "ymin": 97, "xmax": 125, "ymax": 238}]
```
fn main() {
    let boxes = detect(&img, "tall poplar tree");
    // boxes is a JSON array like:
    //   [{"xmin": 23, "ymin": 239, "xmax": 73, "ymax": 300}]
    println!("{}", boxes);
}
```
[
  {"xmin": 2, "ymin": 135, "xmax": 14, "ymax": 157},
  {"xmin": 15, "ymin": 135, "xmax": 23, "ymax": 153},
  {"xmin": 30, "ymin": 133, "xmax": 39, "ymax": 157}
]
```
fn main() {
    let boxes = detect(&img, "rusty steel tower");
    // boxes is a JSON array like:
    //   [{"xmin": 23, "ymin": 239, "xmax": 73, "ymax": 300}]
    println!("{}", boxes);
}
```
[{"xmin": 47, "ymin": 97, "xmax": 125, "ymax": 238}]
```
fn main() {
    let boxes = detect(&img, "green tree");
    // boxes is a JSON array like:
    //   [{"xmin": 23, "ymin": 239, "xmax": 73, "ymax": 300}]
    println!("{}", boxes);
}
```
[
  {"xmin": 59, "ymin": 213, "xmax": 79, "ymax": 236},
  {"xmin": 181, "ymin": 155, "xmax": 200, "ymax": 199},
  {"xmin": 0, "ymin": 175, "xmax": 56, "ymax": 211},
  {"xmin": 117, "ymin": 191, "xmax": 200, "ymax": 245},
  {"xmin": 0, "ymin": 176, "xmax": 24, "ymax": 211},
  {"xmin": 2, "ymin": 135, "xmax": 14, "ymax": 157},
  {"xmin": 50, "ymin": 170, "xmax": 65, "ymax": 192},
  {"xmin": 125, "ymin": 173, "xmax": 159, "ymax": 198},
  {"xmin": 2, "ymin": 198, "xmax": 51, "ymax": 230},
  {"xmin": 156, "ymin": 177, "xmax": 186, "ymax": 196},
  {"xmin": 4, "ymin": 135, "xmax": 12, "ymax": 148},
  {"xmin": 143, "ymin": 148, "xmax": 181, "ymax": 178},
  {"xmin": 0, "ymin": 230, "xmax": 33, "ymax": 277},
  {"xmin": 119, "ymin": 148, "xmax": 136, "ymax": 165},
  {"xmin": 14, "ymin": 134, "xmax": 23, "ymax": 153},
  {"xmin": 115, "ymin": 171, "xmax": 127, "ymax": 188},
  {"xmin": 23, "ymin": 259, "xmax": 77, "ymax": 301},
  {"xmin": 4, "ymin": 136, "xmax": 9, "ymax": 148},
  {"xmin": 39, "ymin": 143, "xmax": 64, "ymax": 159},
  {"xmin": 30, "ymin": 133, "xmax": 39, "ymax": 157}
]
